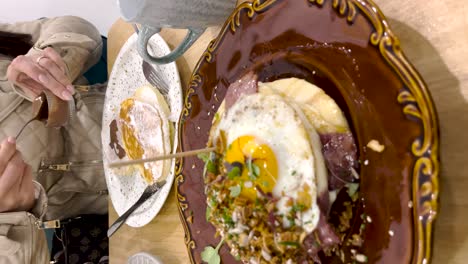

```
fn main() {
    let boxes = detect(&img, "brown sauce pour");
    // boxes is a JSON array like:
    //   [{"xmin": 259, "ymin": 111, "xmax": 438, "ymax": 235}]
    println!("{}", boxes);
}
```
[{"xmin": 109, "ymin": 119, "xmax": 126, "ymax": 159}]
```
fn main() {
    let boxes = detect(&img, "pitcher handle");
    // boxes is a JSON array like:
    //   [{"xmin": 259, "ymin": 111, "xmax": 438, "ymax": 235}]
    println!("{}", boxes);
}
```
[{"xmin": 137, "ymin": 26, "xmax": 205, "ymax": 64}]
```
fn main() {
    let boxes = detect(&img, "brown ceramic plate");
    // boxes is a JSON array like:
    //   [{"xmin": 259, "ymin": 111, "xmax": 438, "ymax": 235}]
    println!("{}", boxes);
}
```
[{"xmin": 176, "ymin": 0, "xmax": 440, "ymax": 263}]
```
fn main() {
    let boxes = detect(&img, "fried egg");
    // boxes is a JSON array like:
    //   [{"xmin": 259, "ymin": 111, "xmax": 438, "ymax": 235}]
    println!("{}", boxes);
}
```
[
  {"xmin": 213, "ymin": 93, "xmax": 320, "ymax": 233},
  {"xmin": 119, "ymin": 84, "xmax": 172, "ymax": 184}
]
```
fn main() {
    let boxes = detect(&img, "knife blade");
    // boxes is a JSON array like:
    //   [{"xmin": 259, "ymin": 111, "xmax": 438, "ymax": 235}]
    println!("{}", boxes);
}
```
[{"xmin": 107, "ymin": 180, "xmax": 166, "ymax": 237}]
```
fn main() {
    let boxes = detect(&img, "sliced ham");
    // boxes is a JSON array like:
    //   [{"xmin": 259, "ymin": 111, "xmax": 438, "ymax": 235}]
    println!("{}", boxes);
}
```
[
  {"xmin": 320, "ymin": 132, "xmax": 358, "ymax": 190},
  {"xmin": 225, "ymin": 72, "xmax": 258, "ymax": 110},
  {"xmin": 301, "ymin": 213, "xmax": 341, "ymax": 263}
]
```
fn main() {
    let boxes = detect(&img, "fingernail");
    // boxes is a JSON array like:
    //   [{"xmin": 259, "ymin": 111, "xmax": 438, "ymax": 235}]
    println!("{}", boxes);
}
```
[
  {"xmin": 66, "ymin": 85, "xmax": 75, "ymax": 94},
  {"xmin": 38, "ymin": 74, "xmax": 48, "ymax": 83},
  {"xmin": 62, "ymin": 90, "xmax": 72, "ymax": 101},
  {"xmin": 7, "ymin": 136, "xmax": 16, "ymax": 144}
]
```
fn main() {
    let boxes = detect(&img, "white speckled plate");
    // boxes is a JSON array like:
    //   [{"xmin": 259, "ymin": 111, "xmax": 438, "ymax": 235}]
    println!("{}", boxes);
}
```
[{"xmin": 101, "ymin": 33, "xmax": 182, "ymax": 227}]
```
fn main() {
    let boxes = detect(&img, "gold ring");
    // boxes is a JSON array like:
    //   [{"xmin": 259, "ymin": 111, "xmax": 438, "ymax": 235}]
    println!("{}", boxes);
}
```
[{"xmin": 36, "ymin": 55, "xmax": 46, "ymax": 64}]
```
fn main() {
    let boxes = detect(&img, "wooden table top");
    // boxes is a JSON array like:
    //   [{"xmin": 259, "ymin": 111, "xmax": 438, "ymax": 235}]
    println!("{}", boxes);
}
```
[{"xmin": 106, "ymin": 1, "xmax": 468, "ymax": 263}]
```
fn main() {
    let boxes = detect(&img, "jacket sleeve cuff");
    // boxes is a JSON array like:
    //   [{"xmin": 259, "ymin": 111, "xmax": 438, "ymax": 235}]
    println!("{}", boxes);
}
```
[
  {"xmin": 30, "ymin": 181, "xmax": 47, "ymax": 220},
  {"xmin": 11, "ymin": 83, "xmax": 35, "ymax": 102},
  {"xmin": 26, "ymin": 33, "xmax": 102, "ymax": 82}
]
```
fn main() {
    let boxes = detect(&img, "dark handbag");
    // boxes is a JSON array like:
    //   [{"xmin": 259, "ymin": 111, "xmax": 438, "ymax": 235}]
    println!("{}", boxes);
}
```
[{"xmin": 50, "ymin": 214, "xmax": 109, "ymax": 264}]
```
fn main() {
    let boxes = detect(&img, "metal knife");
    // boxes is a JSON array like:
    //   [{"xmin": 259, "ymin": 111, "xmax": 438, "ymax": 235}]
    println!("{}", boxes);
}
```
[{"xmin": 107, "ymin": 180, "xmax": 166, "ymax": 237}]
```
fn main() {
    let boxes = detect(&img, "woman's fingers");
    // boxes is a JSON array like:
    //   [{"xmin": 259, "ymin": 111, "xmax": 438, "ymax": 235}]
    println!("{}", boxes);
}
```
[
  {"xmin": 8, "ymin": 55, "xmax": 72, "ymax": 100},
  {"xmin": 0, "ymin": 150, "xmax": 25, "ymax": 194},
  {"xmin": 43, "ymin": 47, "xmax": 68, "ymax": 74},
  {"xmin": 17, "ymin": 73, "xmax": 44, "ymax": 96},
  {"xmin": 42, "ymin": 47, "xmax": 74, "ymax": 93},
  {"xmin": 0, "ymin": 161, "xmax": 34, "ymax": 212},
  {"xmin": 0, "ymin": 137, "xmax": 17, "ymax": 175},
  {"xmin": 37, "ymin": 56, "xmax": 74, "ymax": 94}
]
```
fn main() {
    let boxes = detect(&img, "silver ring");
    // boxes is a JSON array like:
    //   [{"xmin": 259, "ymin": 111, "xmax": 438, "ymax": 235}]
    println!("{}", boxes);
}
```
[{"xmin": 36, "ymin": 55, "xmax": 46, "ymax": 64}]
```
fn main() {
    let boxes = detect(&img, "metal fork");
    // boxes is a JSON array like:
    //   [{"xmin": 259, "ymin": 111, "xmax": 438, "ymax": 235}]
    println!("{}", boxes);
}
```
[
  {"xmin": 107, "ymin": 179, "xmax": 166, "ymax": 237},
  {"xmin": 142, "ymin": 60, "xmax": 170, "ymax": 97}
]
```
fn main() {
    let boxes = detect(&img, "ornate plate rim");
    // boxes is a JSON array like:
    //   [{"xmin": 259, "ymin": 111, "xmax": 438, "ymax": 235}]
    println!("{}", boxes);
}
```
[{"xmin": 176, "ymin": 0, "xmax": 440, "ymax": 263}]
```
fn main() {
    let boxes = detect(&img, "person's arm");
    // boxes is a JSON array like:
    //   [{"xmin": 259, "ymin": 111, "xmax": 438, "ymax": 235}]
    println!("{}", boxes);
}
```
[{"xmin": 1, "ymin": 16, "xmax": 103, "ymax": 100}]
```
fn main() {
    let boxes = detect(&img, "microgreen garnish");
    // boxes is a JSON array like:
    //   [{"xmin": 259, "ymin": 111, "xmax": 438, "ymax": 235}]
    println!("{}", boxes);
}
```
[
  {"xmin": 292, "ymin": 203, "xmax": 306, "ymax": 213},
  {"xmin": 197, "ymin": 152, "xmax": 217, "ymax": 176},
  {"xmin": 246, "ymin": 158, "xmax": 260, "ymax": 180},
  {"xmin": 229, "ymin": 185, "xmax": 241, "ymax": 197},
  {"xmin": 227, "ymin": 166, "xmax": 241, "ymax": 179},
  {"xmin": 201, "ymin": 238, "xmax": 225, "ymax": 264},
  {"xmin": 206, "ymin": 206, "xmax": 211, "ymax": 221},
  {"xmin": 347, "ymin": 183, "xmax": 360, "ymax": 197},
  {"xmin": 279, "ymin": 241, "xmax": 299, "ymax": 247},
  {"xmin": 197, "ymin": 153, "xmax": 210, "ymax": 163},
  {"xmin": 252, "ymin": 163, "xmax": 260, "ymax": 177}
]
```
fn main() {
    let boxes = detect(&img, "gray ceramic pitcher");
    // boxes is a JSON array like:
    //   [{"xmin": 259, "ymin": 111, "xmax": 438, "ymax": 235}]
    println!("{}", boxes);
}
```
[{"xmin": 118, "ymin": 0, "xmax": 237, "ymax": 64}]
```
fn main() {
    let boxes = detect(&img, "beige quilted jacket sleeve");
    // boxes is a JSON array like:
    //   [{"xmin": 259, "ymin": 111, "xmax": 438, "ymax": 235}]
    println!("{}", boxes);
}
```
[
  {"xmin": 0, "ymin": 16, "xmax": 103, "ymax": 264},
  {"xmin": 0, "ymin": 182, "xmax": 49, "ymax": 264},
  {"xmin": 0, "ymin": 16, "xmax": 103, "ymax": 100}
]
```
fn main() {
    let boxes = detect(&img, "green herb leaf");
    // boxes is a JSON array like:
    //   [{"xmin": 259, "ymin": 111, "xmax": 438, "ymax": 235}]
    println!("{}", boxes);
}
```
[
  {"xmin": 229, "ymin": 185, "xmax": 241, "ymax": 197},
  {"xmin": 279, "ymin": 241, "xmax": 299, "ymax": 247},
  {"xmin": 201, "ymin": 246, "xmax": 218, "ymax": 264},
  {"xmin": 206, "ymin": 160, "xmax": 216, "ymax": 174},
  {"xmin": 292, "ymin": 203, "xmax": 306, "ymax": 213},
  {"xmin": 347, "ymin": 183, "xmax": 360, "ymax": 197},
  {"xmin": 246, "ymin": 158, "xmax": 259, "ymax": 180},
  {"xmin": 246, "ymin": 158, "xmax": 253, "ymax": 173},
  {"xmin": 292, "ymin": 170, "xmax": 297, "ymax": 176},
  {"xmin": 222, "ymin": 211, "xmax": 235, "ymax": 228},
  {"xmin": 201, "ymin": 238, "xmax": 224, "ymax": 264},
  {"xmin": 209, "ymin": 195, "xmax": 217, "ymax": 207},
  {"xmin": 197, "ymin": 153, "xmax": 210, "ymax": 163},
  {"xmin": 255, "ymin": 198, "xmax": 261, "ymax": 206},
  {"xmin": 252, "ymin": 163, "xmax": 260, "ymax": 177},
  {"xmin": 227, "ymin": 166, "xmax": 241, "ymax": 180},
  {"xmin": 206, "ymin": 206, "xmax": 211, "ymax": 221}
]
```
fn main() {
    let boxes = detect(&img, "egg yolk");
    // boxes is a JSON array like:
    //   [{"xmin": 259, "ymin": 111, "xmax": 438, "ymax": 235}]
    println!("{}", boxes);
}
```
[{"xmin": 224, "ymin": 135, "xmax": 278, "ymax": 201}]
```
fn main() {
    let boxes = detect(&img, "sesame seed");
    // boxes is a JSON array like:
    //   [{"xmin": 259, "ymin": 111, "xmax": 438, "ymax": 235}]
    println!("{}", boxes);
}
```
[
  {"xmin": 366, "ymin": 216, "xmax": 372, "ymax": 223},
  {"xmin": 408, "ymin": 201, "xmax": 413, "ymax": 208},
  {"xmin": 364, "ymin": 160, "xmax": 369, "ymax": 166},
  {"xmin": 356, "ymin": 254, "xmax": 368, "ymax": 263},
  {"xmin": 389, "ymin": 230, "xmax": 394, "ymax": 236}
]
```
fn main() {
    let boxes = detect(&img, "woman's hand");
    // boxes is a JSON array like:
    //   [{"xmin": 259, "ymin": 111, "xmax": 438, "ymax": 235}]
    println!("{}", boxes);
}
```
[
  {"xmin": 0, "ymin": 137, "xmax": 35, "ymax": 213},
  {"xmin": 6, "ymin": 47, "xmax": 75, "ymax": 101}
]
